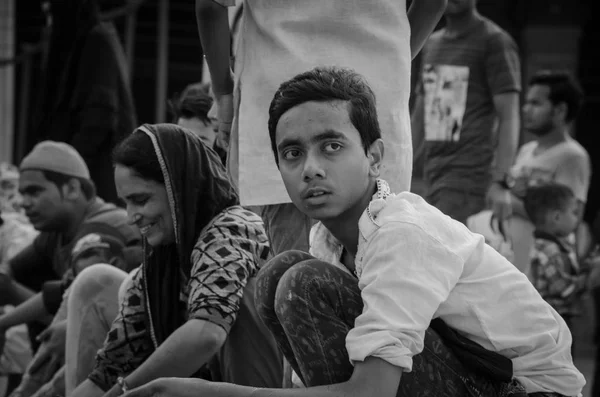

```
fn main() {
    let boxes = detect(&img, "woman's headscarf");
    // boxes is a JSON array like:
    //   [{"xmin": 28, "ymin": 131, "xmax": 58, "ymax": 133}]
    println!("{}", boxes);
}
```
[{"xmin": 135, "ymin": 124, "xmax": 239, "ymax": 347}]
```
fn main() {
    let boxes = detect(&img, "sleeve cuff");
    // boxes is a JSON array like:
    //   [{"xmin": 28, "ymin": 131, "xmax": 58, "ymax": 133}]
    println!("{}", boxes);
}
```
[
  {"xmin": 346, "ymin": 331, "xmax": 417, "ymax": 372},
  {"xmin": 88, "ymin": 369, "xmax": 111, "ymax": 392},
  {"xmin": 188, "ymin": 311, "xmax": 232, "ymax": 334}
]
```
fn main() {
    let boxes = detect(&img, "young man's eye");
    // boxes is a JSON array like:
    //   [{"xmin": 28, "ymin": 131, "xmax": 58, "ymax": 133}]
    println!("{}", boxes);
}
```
[
  {"xmin": 323, "ymin": 142, "xmax": 343, "ymax": 153},
  {"xmin": 282, "ymin": 149, "xmax": 301, "ymax": 160}
]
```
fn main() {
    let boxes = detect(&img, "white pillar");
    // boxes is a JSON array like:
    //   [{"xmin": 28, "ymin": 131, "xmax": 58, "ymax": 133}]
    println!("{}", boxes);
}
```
[{"xmin": 0, "ymin": 0, "xmax": 15, "ymax": 164}]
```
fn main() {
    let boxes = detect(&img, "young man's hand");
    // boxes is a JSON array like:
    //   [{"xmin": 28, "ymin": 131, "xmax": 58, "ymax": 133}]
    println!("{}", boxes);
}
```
[
  {"xmin": 487, "ymin": 183, "xmax": 512, "ymax": 221},
  {"xmin": 29, "ymin": 320, "xmax": 67, "ymax": 373},
  {"xmin": 124, "ymin": 378, "xmax": 209, "ymax": 397},
  {"xmin": 215, "ymin": 93, "xmax": 234, "ymax": 151}
]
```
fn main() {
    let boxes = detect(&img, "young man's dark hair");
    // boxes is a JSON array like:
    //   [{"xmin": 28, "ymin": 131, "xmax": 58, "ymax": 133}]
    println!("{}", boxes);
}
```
[
  {"xmin": 42, "ymin": 170, "xmax": 96, "ymax": 200},
  {"xmin": 268, "ymin": 66, "xmax": 382, "ymax": 165},
  {"xmin": 168, "ymin": 82, "xmax": 213, "ymax": 125},
  {"xmin": 529, "ymin": 70, "xmax": 584, "ymax": 122},
  {"xmin": 524, "ymin": 183, "xmax": 575, "ymax": 225}
]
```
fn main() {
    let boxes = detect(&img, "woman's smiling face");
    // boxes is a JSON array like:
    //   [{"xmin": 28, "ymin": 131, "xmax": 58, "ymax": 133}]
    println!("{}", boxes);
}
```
[{"xmin": 115, "ymin": 164, "xmax": 175, "ymax": 247}]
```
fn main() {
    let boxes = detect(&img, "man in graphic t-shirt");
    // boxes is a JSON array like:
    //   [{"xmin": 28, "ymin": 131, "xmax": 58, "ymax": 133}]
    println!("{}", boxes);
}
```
[
  {"xmin": 412, "ymin": 0, "xmax": 521, "ymax": 224},
  {"xmin": 507, "ymin": 70, "xmax": 591, "ymax": 273}
]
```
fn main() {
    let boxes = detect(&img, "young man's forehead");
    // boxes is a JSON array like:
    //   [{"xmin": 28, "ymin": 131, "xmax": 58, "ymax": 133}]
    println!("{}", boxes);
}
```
[
  {"xmin": 275, "ymin": 101, "xmax": 353, "ymax": 138},
  {"xmin": 19, "ymin": 170, "xmax": 51, "ymax": 187},
  {"xmin": 527, "ymin": 84, "xmax": 551, "ymax": 99}
]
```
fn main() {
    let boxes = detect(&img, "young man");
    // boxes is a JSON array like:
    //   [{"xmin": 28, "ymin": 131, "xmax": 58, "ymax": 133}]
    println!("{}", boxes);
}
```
[
  {"xmin": 412, "ymin": 0, "xmax": 521, "ymax": 224},
  {"xmin": 124, "ymin": 68, "xmax": 584, "ymax": 397},
  {"xmin": 0, "ymin": 142, "xmax": 141, "ymax": 344},
  {"xmin": 196, "ymin": 0, "xmax": 447, "ymax": 255},
  {"xmin": 524, "ymin": 183, "xmax": 589, "ymax": 335},
  {"xmin": 507, "ymin": 70, "xmax": 591, "ymax": 273}
]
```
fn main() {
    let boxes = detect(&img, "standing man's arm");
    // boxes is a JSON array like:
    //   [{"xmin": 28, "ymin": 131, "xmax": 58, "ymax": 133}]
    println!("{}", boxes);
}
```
[
  {"xmin": 196, "ymin": 0, "xmax": 235, "ymax": 146},
  {"xmin": 485, "ymin": 32, "xmax": 522, "ymax": 220},
  {"xmin": 407, "ymin": 0, "xmax": 447, "ymax": 59},
  {"xmin": 488, "ymin": 92, "xmax": 521, "ymax": 219},
  {"xmin": 410, "ymin": 92, "xmax": 427, "ymax": 195}
]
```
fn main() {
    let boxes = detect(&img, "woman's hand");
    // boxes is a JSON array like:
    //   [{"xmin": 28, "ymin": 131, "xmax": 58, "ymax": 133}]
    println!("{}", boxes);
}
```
[{"xmin": 124, "ymin": 378, "xmax": 209, "ymax": 397}]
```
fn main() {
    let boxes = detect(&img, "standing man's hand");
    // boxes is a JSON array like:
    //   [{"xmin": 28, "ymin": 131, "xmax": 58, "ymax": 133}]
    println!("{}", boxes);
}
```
[
  {"xmin": 487, "ymin": 182, "xmax": 512, "ymax": 221},
  {"xmin": 214, "ymin": 92, "xmax": 234, "ymax": 151}
]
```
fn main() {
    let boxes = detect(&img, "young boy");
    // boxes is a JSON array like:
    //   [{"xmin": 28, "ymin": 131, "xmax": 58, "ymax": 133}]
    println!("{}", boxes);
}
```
[
  {"xmin": 524, "ymin": 183, "xmax": 589, "ymax": 332},
  {"xmin": 7, "ymin": 231, "xmax": 126, "ymax": 397},
  {"xmin": 124, "ymin": 67, "xmax": 584, "ymax": 397}
]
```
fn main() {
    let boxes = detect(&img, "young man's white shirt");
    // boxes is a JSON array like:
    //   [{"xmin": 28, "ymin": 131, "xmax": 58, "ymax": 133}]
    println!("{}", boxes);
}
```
[{"xmin": 309, "ymin": 179, "xmax": 585, "ymax": 396}]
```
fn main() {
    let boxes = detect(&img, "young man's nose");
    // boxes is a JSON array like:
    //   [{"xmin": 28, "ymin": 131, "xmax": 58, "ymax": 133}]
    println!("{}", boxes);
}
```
[
  {"xmin": 302, "ymin": 153, "xmax": 325, "ymax": 181},
  {"xmin": 20, "ymin": 196, "xmax": 33, "ymax": 209}
]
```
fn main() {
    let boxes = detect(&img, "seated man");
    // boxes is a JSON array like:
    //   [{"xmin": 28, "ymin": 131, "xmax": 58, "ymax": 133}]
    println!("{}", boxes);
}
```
[
  {"xmin": 7, "ymin": 230, "xmax": 127, "ymax": 397},
  {"xmin": 0, "ymin": 141, "xmax": 141, "ymax": 349},
  {"xmin": 126, "ymin": 67, "xmax": 585, "ymax": 397}
]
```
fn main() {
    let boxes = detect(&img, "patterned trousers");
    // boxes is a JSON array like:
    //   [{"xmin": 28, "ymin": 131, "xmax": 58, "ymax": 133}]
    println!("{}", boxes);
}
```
[{"xmin": 254, "ymin": 250, "xmax": 556, "ymax": 397}]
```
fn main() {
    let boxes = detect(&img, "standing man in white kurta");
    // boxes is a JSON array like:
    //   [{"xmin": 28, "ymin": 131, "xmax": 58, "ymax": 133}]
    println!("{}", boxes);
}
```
[{"xmin": 196, "ymin": 0, "xmax": 447, "ymax": 254}]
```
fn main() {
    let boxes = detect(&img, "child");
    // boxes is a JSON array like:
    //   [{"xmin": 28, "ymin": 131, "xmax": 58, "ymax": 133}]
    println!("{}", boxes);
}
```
[
  {"xmin": 524, "ymin": 183, "xmax": 589, "ymax": 333},
  {"xmin": 6, "ymin": 231, "xmax": 125, "ymax": 397},
  {"xmin": 123, "ymin": 67, "xmax": 584, "ymax": 397}
]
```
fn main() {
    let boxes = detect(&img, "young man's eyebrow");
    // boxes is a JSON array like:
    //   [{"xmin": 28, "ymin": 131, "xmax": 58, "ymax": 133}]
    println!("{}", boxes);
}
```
[
  {"xmin": 311, "ymin": 129, "xmax": 348, "ymax": 144},
  {"xmin": 277, "ymin": 129, "xmax": 349, "ymax": 152},
  {"xmin": 19, "ymin": 185, "xmax": 42, "ymax": 194}
]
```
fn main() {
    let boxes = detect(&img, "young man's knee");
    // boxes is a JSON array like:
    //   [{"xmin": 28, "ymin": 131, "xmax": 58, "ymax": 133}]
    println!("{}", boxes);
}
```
[
  {"xmin": 70, "ymin": 264, "xmax": 126, "ymax": 301},
  {"xmin": 256, "ymin": 250, "xmax": 313, "ymax": 287},
  {"xmin": 273, "ymin": 260, "xmax": 328, "ymax": 314}
]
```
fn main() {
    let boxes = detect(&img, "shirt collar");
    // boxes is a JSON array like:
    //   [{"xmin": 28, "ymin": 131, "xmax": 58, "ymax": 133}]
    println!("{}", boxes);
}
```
[{"xmin": 310, "ymin": 179, "xmax": 391, "ymax": 262}]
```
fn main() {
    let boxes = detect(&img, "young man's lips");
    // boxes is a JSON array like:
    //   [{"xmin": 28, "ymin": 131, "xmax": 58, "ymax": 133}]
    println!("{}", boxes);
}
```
[
  {"xmin": 303, "ymin": 191, "xmax": 331, "ymax": 206},
  {"xmin": 302, "ymin": 187, "xmax": 331, "ymax": 199}
]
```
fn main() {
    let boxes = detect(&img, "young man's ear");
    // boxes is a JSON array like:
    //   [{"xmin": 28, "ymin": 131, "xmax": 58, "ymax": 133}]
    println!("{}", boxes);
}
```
[
  {"xmin": 553, "ymin": 102, "xmax": 569, "ymax": 123},
  {"xmin": 63, "ymin": 179, "xmax": 82, "ymax": 201},
  {"xmin": 367, "ymin": 139, "xmax": 384, "ymax": 178},
  {"xmin": 551, "ymin": 209, "xmax": 562, "ymax": 223}
]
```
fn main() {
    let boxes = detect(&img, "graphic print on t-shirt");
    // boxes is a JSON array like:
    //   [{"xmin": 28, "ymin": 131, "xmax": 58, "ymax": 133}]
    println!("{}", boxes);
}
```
[{"xmin": 423, "ymin": 64, "xmax": 470, "ymax": 142}]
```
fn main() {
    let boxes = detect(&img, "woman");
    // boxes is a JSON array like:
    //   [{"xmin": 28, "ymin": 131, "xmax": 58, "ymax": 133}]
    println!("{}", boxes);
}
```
[{"xmin": 68, "ymin": 124, "xmax": 282, "ymax": 397}]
